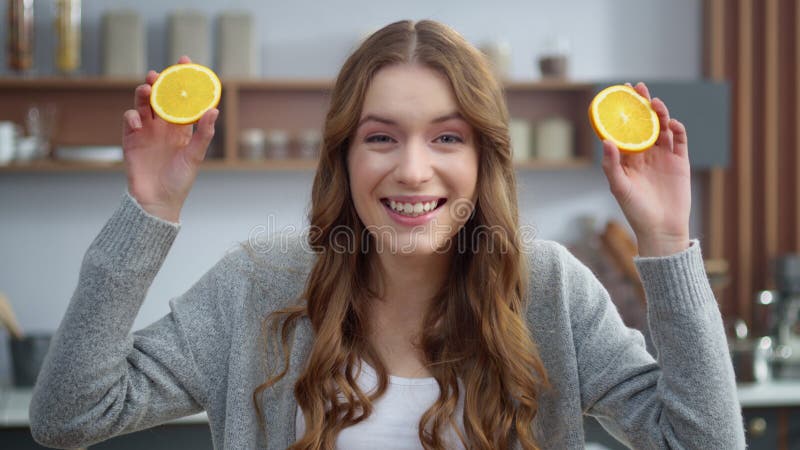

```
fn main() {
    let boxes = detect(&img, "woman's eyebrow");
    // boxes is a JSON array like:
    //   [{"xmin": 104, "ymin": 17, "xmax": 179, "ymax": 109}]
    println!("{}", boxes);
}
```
[{"xmin": 357, "ymin": 111, "xmax": 465, "ymax": 128}]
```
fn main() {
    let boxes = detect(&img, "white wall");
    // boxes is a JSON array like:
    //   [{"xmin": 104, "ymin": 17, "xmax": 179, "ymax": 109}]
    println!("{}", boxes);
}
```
[{"xmin": 0, "ymin": 0, "xmax": 703, "ymax": 385}]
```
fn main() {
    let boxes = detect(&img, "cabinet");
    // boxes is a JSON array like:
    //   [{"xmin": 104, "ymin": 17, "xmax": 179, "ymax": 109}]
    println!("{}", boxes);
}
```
[{"xmin": 0, "ymin": 77, "xmax": 600, "ymax": 173}]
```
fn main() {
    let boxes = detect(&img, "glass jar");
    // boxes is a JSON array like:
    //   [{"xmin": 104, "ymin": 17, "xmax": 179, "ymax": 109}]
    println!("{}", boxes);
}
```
[
  {"xmin": 297, "ymin": 129, "xmax": 321, "ymax": 159},
  {"xmin": 7, "ymin": 0, "xmax": 35, "ymax": 73},
  {"xmin": 54, "ymin": 0, "xmax": 81, "ymax": 74},
  {"xmin": 265, "ymin": 130, "xmax": 290, "ymax": 159},
  {"xmin": 239, "ymin": 128, "xmax": 266, "ymax": 160}
]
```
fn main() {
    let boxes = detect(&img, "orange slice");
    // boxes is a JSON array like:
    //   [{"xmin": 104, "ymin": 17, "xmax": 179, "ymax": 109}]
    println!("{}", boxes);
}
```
[
  {"xmin": 588, "ymin": 85, "xmax": 659, "ymax": 153},
  {"xmin": 150, "ymin": 63, "xmax": 221, "ymax": 125}
]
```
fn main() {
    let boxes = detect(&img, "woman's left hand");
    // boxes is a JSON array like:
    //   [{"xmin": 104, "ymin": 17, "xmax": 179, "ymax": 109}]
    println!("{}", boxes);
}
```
[{"xmin": 601, "ymin": 82, "xmax": 691, "ymax": 257}]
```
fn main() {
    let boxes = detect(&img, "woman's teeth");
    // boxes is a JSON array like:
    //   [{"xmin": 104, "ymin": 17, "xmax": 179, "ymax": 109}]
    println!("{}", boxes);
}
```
[{"xmin": 387, "ymin": 199, "xmax": 440, "ymax": 217}]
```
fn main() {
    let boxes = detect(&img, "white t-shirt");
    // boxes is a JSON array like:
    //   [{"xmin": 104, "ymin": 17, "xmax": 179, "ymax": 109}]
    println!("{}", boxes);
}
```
[{"xmin": 295, "ymin": 360, "xmax": 466, "ymax": 449}]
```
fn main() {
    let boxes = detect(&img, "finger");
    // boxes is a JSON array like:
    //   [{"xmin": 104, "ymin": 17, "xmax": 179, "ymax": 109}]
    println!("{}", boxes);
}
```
[
  {"xmin": 601, "ymin": 140, "xmax": 629, "ymax": 199},
  {"xmin": 178, "ymin": 55, "xmax": 192, "ymax": 64},
  {"xmin": 670, "ymin": 119, "xmax": 688, "ymax": 157},
  {"xmin": 185, "ymin": 108, "xmax": 219, "ymax": 163},
  {"xmin": 122, "ymin": 109, "xmax": 143, "ymax": 136},
  {"xmin": 134, "ymin": 84, "xmax": 153, "ymax": 122},
  {"xmin": 650, "ymin": 97, "xmax": 674, "ymax": 150},
  {"xmin": 145, "ymin": 69, "xmax": 159, "ymax": 85},
  {"xmin": 636, "ymin": 82, "xmax": 651, "ymax": 101},
  {"xmin": 651, "ymin": 98, "xmax": 671, "ymax": 132}
]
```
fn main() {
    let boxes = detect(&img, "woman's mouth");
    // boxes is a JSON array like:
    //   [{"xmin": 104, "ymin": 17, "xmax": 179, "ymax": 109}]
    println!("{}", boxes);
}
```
[{"xmin": 380, "ymin": 198, "xmax": 448, "ymax": 217}]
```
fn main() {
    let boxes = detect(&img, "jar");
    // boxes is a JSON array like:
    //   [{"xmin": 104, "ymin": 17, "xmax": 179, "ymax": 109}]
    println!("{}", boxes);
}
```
[
  {"xmin": 534, "ymin": 116, "xmax": 573, "ymax": 161},
  {"xmin": 508, "ymin": 118, "xmax": 532, "ymax": 161},
  {"xmin": 265, "ymin": 130, "xmax": 290, "ymax": 159},
  {"xmin": 239, "ymin": 128, "xmax": 266, "ymax": 160},
  {"xmin": 478, "ymin": 40, "xmax": 512, "ymax": 80},
  {"xmin": 7, "ymin": 0, "xmax": 35, "ymax": 72},
  {"xmin": 297, "ymin": 129, "xmax": 321, "ymax": 159},
  {"xmin": 54, "ymin": 0, "xmax": 81, "ymax": 74},
  {"xmin": 538, "ymin": 35, "xmax": 570, "ymax": 79}
]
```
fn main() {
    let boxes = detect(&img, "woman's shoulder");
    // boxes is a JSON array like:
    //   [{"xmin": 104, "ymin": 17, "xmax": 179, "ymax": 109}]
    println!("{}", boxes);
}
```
[
  {"xmin": 520, "ymin": 238, "xmax": 598, "ymax": 306},
  {"xmin": 521, "ymin": 238, "xmax": 576, "ymax": 278},
  {"xmin": 219, "ymin": 232, "xmax": 315, "ymax": 296}
]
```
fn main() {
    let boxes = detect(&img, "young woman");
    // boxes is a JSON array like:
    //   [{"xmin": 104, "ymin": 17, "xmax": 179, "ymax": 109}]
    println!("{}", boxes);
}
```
[{"xmin": 29, "ymin": 20, "xmax": 745, "ymax": 449}]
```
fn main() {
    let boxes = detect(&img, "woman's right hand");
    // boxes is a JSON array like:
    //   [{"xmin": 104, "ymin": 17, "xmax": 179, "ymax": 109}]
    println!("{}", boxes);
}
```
[{"xmin": 122, "ymin": 55, "xmax": 219, "ymax": 223}]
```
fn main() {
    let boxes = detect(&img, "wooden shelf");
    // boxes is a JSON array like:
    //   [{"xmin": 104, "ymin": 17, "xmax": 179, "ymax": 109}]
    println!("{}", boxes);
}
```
[
  {"xmin": 0, "ymin": 76, "xmax": 599, "ymax": 174},
  {"xmin": 0, "ymin": 158, "xmax": 320, "ymax": 173},
  {"xmin": 0, "ymin": 77, "xmax": 334, "ymax": 91},
  {"xmin": 0, "ymin": 76, "xmax": 594, "ymax": 91},
  {"xmin": 0, "ymin": 157, "xmax": 593, "ymax": 173},
  {"xmin": 513, "ymin": 157, "xmax": 593, "ymax": 170}
]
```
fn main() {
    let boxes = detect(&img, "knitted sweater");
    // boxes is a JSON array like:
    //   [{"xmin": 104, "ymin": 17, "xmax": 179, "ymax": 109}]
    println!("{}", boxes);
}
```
[{"xmin": 29, "ymin": 190, "xmax": 746, "ymax": 449}]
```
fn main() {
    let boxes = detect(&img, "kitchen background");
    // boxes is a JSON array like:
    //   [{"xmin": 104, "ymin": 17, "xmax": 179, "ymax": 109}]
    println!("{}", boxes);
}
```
[
  {"xmin": 10, "ymin": 1, "xmax": 800, "ymax": 448},
  {"xmin": 0, "ymin": 0, "xmax": 705, "ymax": 386}
]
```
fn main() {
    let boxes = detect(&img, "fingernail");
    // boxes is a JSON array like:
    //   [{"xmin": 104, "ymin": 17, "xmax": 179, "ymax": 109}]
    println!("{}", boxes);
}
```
[{"xmin": 132, "ymin": 116, "xmax": 142, "ymax": 129}]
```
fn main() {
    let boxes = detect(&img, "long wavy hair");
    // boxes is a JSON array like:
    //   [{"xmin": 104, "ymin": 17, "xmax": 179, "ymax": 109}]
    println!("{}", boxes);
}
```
[{"xmin": 252, "ymin": 19, "xmax": 551, "ymax": 449}]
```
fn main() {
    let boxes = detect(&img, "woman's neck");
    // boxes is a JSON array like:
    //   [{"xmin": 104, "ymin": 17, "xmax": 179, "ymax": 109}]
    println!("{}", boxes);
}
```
[{"xmin": 365, "ymin": 250, "xmax": 451, "ymax": 377}]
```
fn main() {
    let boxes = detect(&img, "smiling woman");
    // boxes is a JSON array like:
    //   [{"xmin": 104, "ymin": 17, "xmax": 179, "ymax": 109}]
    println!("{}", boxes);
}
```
[
  {"xmin": 28, "ymin": 18, "xmax": 744, "ymax": 450},
  {"xmin": 349, "ymin": 64, "xmax": 478, "ymax": 254}
]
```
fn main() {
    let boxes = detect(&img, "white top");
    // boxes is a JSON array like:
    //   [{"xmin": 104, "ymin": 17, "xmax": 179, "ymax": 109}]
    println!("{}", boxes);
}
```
[{"xmin": 295, "ymin": 361, "xmax": 466, "ymax": 449}]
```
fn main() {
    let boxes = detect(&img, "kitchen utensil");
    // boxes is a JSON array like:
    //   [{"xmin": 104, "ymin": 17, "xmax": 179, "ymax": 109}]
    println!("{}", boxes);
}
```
[{"xmin": 0, "ymin": 291, "xmax": 24, "ymax": 339}]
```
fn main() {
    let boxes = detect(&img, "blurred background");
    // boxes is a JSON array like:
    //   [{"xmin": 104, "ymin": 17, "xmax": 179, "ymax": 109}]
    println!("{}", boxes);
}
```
[{"xmin": 0, "ymin": 0, "xmax": 798, "ymax": 448}]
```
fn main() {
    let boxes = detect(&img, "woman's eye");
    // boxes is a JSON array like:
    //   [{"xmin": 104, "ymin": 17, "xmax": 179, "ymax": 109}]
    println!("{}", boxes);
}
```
[
  {"xmin": 436, "ymin": 134, "xmax": 463, "ymax": 144},
  {"xmin": 365, "ymin": 134, "xmax": 395, "ymax": 144}
]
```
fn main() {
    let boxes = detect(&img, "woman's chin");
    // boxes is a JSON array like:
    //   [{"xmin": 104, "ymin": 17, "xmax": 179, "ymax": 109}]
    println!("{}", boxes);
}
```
[{"xmin": 370, "ymin": 235, "xmax": 450, "ymax": 257}]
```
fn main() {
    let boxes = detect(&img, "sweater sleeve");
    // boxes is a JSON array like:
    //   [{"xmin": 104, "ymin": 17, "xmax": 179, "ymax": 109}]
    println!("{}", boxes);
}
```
[
  {"xmin": 561, "ymin": 240, "xmax": 745, "ymax": 449},
  {"xmin": 28, "ymin": 190, "xmax": 235, "ymax": 449}
]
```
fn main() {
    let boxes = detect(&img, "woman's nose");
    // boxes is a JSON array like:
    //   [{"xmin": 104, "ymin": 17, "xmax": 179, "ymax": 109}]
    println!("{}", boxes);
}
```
[{"xmin": 394, "ymin": 138, "xmax": 434, "ymax": 186}]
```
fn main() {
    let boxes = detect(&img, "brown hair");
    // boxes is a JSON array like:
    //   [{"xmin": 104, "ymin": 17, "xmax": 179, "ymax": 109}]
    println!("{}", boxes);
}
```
[{"xmin": 252, "ymin": 19, "xmax": 551, "ymax": 449}]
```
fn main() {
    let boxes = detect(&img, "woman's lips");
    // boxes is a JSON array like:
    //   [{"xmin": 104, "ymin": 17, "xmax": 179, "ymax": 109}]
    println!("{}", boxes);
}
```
[{"xmin": 380, "ymin": 198, "xmax": 447, "ymax": 226}]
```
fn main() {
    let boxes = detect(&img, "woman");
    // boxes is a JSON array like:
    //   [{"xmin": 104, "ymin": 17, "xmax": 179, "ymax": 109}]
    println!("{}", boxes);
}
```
[{"xmin": 29, "ymin": 20, "xmax": 744, "ymax": 449}]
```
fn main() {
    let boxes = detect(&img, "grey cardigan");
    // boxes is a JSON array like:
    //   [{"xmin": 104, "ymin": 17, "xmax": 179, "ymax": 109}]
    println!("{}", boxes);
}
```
[{"xmin": 29, "ymin": 190, "xmax": 746, "ymax": 449}]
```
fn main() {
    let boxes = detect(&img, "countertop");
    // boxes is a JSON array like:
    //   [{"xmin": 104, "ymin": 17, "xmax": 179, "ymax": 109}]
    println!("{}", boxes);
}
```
[{"xmin": 3, "ymin": 380, "xmax": 800, "ymax": 428}]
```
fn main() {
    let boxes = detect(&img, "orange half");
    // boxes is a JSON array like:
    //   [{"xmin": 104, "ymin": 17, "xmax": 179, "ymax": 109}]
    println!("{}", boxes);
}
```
[
  {"xmin": 588, "ymin": 85, "xmax": 659, "ymax": 153},
  {"xmin": 150, "ymin": 63, "xmax": 222, "ymax": 125}
]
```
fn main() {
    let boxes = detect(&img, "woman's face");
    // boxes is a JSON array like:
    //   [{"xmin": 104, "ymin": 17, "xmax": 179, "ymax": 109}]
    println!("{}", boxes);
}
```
[{"xmin": 347, "ymin": 63, "xmax": 479, "ymax": 255}]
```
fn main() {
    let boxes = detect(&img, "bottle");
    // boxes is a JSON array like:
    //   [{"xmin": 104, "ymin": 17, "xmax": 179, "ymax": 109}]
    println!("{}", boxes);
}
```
[
  {"xmin": 8, "ymin": 0, "xmax": 35, "ymax": 73},
  {"xmin": 54, "ymin": 0, "xmax": 81, "ymax": 74}
]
